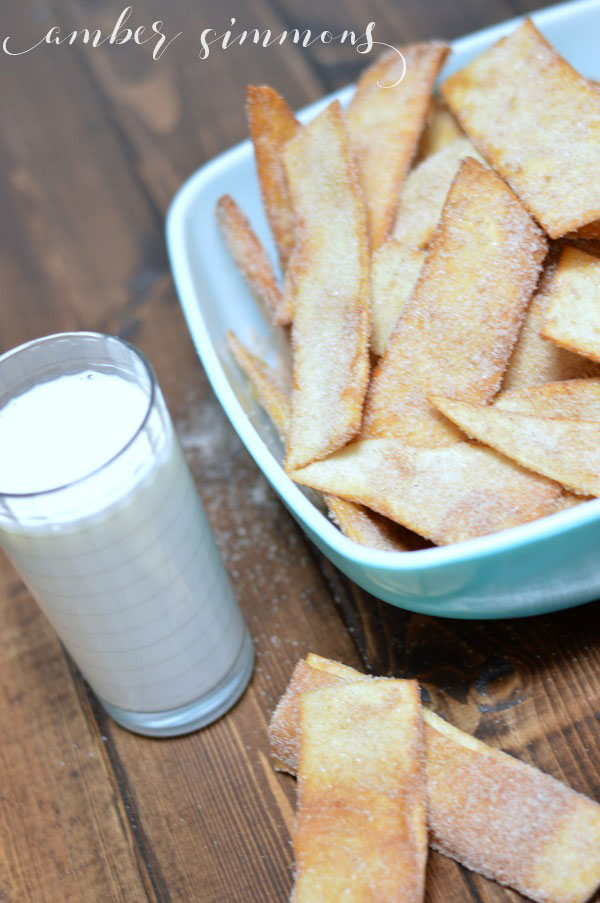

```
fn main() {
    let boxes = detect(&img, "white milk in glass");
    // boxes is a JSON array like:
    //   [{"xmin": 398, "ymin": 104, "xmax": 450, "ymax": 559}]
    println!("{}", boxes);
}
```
[{"xmin": 0, "ymin": 340, "xmax": 252, "ymax": 732}]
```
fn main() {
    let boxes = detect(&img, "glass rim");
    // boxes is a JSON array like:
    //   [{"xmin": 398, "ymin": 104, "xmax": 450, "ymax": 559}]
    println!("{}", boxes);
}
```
[{"xmin": 0, "ymin": 331, "xmax": 157, "ymax": 500}]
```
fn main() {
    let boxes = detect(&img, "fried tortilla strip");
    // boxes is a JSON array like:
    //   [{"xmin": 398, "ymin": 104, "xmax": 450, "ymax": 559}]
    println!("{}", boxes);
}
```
[
  {"xmin": 246, "ymin": 85, "xmax": 298, "ymax": 274},
  {"xmin": 576, "ymin": 221, "xmax": 600, "ymax": 241},
  {"xmin": 290, "ymin": 438, "xmax": 562, "ymax": 545},
  {"xmin": 227, "ymin": 331, "xmax": 291, "ymax": 440},
  {"xmin": 541, "ymin": 246, "xmax": 600, "ymax": 363},
  {"xmin": 216, "ymin": 194, "xmax": 287, "ymax": 325},
  {"xmin": 458, "ymin": 381, "xmax": 594, "ymax": 507},
  {"xmin": 227, "ymin": 333, "xmax": 414, "ymax": 550},
  {"xmin": 442, "ymin": 19, "xmax": 600, "ymax": 238},
  {"xmin": 271, "ymin": 656, "xmax": 600, "ymax": 903},
  {"xmin": 363, "ymin": 158, "xmax": 547, "ymax": 445},
  {"xmin": 495, "ymin": 379, "xmax": 600, "ymax": 419},
  {"xmin": 502, "ymin": 253, "xmax": 600, "ymax": 389},
  {"xmin": 324, "ymin": 496, "xmax": 427, "ymax": 551},
  {"xmin": 279, "ymin": 243, "xmax": 301, "ymax": 325},
  {"xmin": 283, "ymin": 101, "xmax": 369, "ymax": 472},
  {"xmin": 346, "ymin": 42, "xmax": 449, "ymax": 250},
  {"xmin": 425, "ymin": 703, "xmax": 600, "ymax": 903},
  {"xmin": 292, "ymin": 679, "xmax": 427, "ymax": 903},
  {"xmin": 269, "ymin": 659, "xmax": 354, "ymax": 774},
  {"xmin": 431, "ymin": 396, "xmax": 600, "ymax": 497},
  {"xmin": 416, "ymin": 94, "xmax": 464, "ymax": 162},
  {"xmin": 393, "ymin": 138, "xmax": 485, "ymax": 249},
  {"xmin": 305, "ymin": 652, "xmax": 361, "ymax": 680},
  {"xmin": 370, "ymin": 240, "xmax": 425, "ymax": 356},
  {"xmin": 568, "ymin": 240, "xmax": 600, "ymax": 261}
]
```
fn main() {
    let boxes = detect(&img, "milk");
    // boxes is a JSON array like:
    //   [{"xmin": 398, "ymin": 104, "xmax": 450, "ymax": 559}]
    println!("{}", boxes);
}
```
[{"xmin": 0, "ymin": 371, "xmax": 247, "ymax": 714}]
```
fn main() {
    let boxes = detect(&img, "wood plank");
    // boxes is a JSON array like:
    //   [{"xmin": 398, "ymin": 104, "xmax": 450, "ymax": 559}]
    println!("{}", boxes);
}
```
[
  {"xmin": 56, "ymin": 0, "xmax": 323, "ymax": 211},
  {"xmin": 0, "ymin": 2, "xmax": 165, "ymax": 351},
  {"xmin": 0, "ymin": 556, "xmax": 151, "ymax": 902}
]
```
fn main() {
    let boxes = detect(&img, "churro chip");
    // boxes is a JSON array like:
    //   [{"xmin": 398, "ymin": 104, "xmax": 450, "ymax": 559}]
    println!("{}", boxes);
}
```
[
  {"xmin": 290, "ymin": 438, "xmax": 562, "ymax": 545},
  {"xmin": 272, "ymin": 657, "xmax": 600, "ymax": 903},
  {"xmin": 363, "ymin": 158, "xmax": 547, "ymax": 446},
  {"xmin": 541, "ymin": 246, "xmax": 600, "ymax": 363},
  {"xmin": 576, "ymin": 221, "xmax": 600, "ymax": 241},
  {"xmin": 268, "ymin": 660, "xmax": 345, "ymax": 773},
  {"xmin": 393, "ymin": 138, "xmax": 485, "ymax": 249},
  {"xmin": 431, "ymin": 396, "xmax": 600, "ymax": 497},
  {"xmin": 442, "ymin": 19, "xmax": 600, "ymax": 238},
  {"xmin": 346, "ymin": 42, "xmax": 449, "ymax": 249},
  {"xmin": 370, "ymin": 240, "xmax": 425, "ymax": 357},
  {"xmin": 246, "ymin": 85, "xmax": 298, "ymax": 275},
  {"xmin": 503, "ymin": 251, "xmax": 600, "ymax": 390},
  {"xmin": 216, "ymin": 194, "xmax": 287, "ymax": 325},
  {"xmin": 227, "ymin": 331, "xmax": 291, "ymax": 441},
  {"xmin": 283, "ymin": 101, "xmax": 369, "ymax": 472},
  {"xmin": 495, "ymin": 379, "xmax": 600, "ymax": 420},
  {"xmin": 305, "ymin": 652, "xmax": 361, "ymax": 679},
  {"xmin": 324, "ymin": 496, "xmax": 426, "ymax": 551},
  {"xmin": 425, "ymin": 711, "xmax": 600, "ymax": 903},
  {"xmin": 292, "ymin": 679, "xmax": 427, "ymax": 903},
  {"xmin": 416, "ymin": 94, "xmax": 464, "ymax": 162},
  {"xmin": 228, "ymin": 333, "xmax": 412, "ymax": 550},
  {"xmin": 492, "ymin": 380, "xmax": 595, "ymax": 509}
]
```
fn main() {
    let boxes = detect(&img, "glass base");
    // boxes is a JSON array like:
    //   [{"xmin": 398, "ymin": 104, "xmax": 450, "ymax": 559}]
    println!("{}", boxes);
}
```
[{"xmin": 98, "ymin": 631, "xmax": 254, "ymax": 737}]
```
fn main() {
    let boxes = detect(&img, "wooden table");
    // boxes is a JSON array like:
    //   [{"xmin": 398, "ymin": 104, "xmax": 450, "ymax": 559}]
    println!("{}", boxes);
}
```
[{"xmin": 0, "ymin": 0, "xmax": 598, "ymax": 900}]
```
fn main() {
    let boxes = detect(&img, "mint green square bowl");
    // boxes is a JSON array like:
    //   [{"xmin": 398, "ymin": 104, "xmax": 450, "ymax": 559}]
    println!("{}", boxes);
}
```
[{"xmin": 167, "ymin": 0, "xmax": 600, "ymax": 619}]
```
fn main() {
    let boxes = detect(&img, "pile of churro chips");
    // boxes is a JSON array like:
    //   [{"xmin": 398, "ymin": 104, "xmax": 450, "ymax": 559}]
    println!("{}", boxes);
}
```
[
  {"xmin": 219, "ymin": 18, "xmax": 600, "ymax": 551},
  {"xmin": 270, "ymin": 654, "xmax": 600, "ymax": 902}
]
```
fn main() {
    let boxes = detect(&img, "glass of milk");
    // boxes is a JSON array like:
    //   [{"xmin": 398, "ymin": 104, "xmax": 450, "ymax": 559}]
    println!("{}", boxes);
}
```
[{"xmin": 0, "ymin": 332, "xmax": 254, "ymax": 736}]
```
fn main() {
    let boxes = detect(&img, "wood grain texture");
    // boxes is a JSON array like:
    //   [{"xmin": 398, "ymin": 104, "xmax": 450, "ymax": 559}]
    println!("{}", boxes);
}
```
[
  {"xmin": 0, "ymin": 557, "xmax": 151, "ymax": 902},
  {"xmin": 1, "ymin": 0, "xmax": 598, "ymax": 901}
]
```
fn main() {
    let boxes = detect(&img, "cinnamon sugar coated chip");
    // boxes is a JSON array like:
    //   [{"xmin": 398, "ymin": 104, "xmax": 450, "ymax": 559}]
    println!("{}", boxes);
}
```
[
  {"xmin": 283, "ymin": 102, "xmax": 370, "ymax": 472},
  {"xmin": 415, "ymin": 94, "xmax": 464, "ymax": 162},
  {"xmin": 227, "ymin": 332, "xmax": 414, "ymax": 549},
  {"xmin": 442, "ymin": 19, "xmax": 600, "ymax": 238},
  {"xmin": 576, "ymin": 220, "xmax": 600, "ymax": 241},
  {"xmin": 495, "ymin": 379, "xmax": 600, "ymax": 420},
  {"xmin": 227, "ymin": 331, "xmax": 291, "ymax": 441},
  {"xmin": 431, "ymin": 396, "xmax": 600, "ymax": 497},
  {"xmin": 425, "ymin": 711, "xmax": 600, "ymax": 903},
  {"xmin": 268, "ymin": 660, "xmax": 344, "ymax": 774},
  {"xmin": 363, "ymin": 158, "xmax": 547, "ymax": 445},
  {"xmin": 323, "ymin": 496, "xmax": 426, "ymax": 551},
  {"xmin": 370, "ymin": 240, "xmax": 425, "ymax": 357},
  {"xmin": 270, "ymin": 656, "xmax": 600, "ymax": 903},
  {"xmin": 290, "ymin": 438, "xmax": 562, "ymax": 545},
  {"xmin": 246, "ymin": 85, "xmax": 298, "ymax": 275},
  {"xmin": 393, "ymin": 137, "xmax": 485, "ymax": 249},
  {"xmin": 346, "ymin": 42, "xmax": 449, "ymax": 249},
  {"xmin": 292, "ymin": 679, "xmax": 427, "ymax": 903},
  {"xmin": 216, "ymin": 194, "xmax": 286, "ymax": 324},
  {"xmin": 541, "ymin": 246, "xmax": 600, "ymax": 363},
  {"xmin": 502, "ymin": 251, "xmax": 600, "ymax": 390}
]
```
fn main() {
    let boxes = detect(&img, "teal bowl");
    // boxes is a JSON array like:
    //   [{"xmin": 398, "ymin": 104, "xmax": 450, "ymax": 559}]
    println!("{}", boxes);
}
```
[{"xmin": 167, "ymin": 0, "xmax": 600, "ymax": 618}]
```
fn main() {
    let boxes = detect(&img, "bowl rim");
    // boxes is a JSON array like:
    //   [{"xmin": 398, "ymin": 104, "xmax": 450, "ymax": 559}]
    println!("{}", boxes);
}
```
[{"xmin": 166, "ymin": 0, "xmax": 600, "ymax": 574}]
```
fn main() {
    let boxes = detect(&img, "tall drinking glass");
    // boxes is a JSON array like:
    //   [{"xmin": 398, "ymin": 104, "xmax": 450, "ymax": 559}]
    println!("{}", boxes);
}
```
[{"xmin": 0, "ymin": 332, "xmax": 253, "ymax": 736}]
